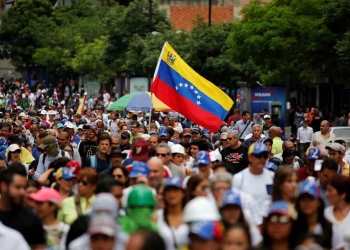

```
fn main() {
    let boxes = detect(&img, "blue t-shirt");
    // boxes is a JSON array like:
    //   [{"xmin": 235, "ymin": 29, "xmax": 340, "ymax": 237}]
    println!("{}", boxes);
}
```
[{"xmin": 83, "ymin": 155, "xmax": 111, "ymax": 173}]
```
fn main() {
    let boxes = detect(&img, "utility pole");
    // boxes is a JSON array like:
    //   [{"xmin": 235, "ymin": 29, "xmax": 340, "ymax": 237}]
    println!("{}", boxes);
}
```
[
  {"xmin": 208, "ymin": 0, "xmax": 212, "ymax": 26},
  {"xmin": 149, "ymin": 0, "xmax": 152, "ymax": 31}
]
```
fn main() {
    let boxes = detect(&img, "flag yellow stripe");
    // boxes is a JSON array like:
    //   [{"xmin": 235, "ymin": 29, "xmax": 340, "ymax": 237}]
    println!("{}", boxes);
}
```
[{"xmin": 160, "ymin": 43, "xmax": 233, "ymax": 111}]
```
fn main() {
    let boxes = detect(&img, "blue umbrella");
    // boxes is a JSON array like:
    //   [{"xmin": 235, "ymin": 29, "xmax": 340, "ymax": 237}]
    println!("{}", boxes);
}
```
[{"xmin": 126, "ymin": 92, "xmax": 152, "ymax": 111}]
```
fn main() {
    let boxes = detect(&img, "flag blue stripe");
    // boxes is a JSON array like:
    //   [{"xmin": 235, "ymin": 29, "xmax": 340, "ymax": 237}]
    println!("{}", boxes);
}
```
[{"xmin": 156, "ymin": 60, "xmax": 227, "ymax": 120}]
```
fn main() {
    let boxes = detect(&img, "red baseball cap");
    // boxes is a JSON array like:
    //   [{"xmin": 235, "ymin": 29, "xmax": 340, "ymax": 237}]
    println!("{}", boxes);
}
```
[{"xmin": 131, "ymin": 139, "xmax": 150, "ymax": 162}]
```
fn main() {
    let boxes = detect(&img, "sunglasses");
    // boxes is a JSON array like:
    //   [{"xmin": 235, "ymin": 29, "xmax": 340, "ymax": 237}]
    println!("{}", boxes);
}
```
[
  {"xmin": 268, "ymin": 215, "xmax": 291, "ymax": 224},
  {"xmin": 226, "ymin": 137, "xmax": 233, "ymax": 140},
  {"xmin": 77, "ymin": 180, "xmax": 89, "ymax": 186},
  {"xmin": 221, "ymin": 139, "xmax": 227, "ymax": 141},
  {"xmin": 157, "ymin": 153, "xmax": 169, "ymax": 157},
  {"xmin": 191, "ymin": 132, "xmax": 199, "ymax": 135},
  {"xmin": 113, "ymin": 174, "xmax": 124, "ymax": 179},
  {"xmin": 12, "ymin": 150, "xmax": 21, "ymax": 154},
  {"xmin": 130, "ymin": 126, "xmax": 137, "ymax": 129},
  {"xmin": 253, "ymin": 153, "xmax": 269, "ymax": 159}
]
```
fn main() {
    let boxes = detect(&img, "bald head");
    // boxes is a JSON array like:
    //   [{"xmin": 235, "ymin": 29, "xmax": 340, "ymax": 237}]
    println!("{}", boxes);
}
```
[
  {"xmin": 282, "ymin": 140, "xmax": 294, "ymax": 150},
  {"xmin": 268, "ymin": 126, "xmax": 280, "ymax": 138},
  {"xmin": 147, "ymin": 157, "xmax": 164, "ymax": 188}
]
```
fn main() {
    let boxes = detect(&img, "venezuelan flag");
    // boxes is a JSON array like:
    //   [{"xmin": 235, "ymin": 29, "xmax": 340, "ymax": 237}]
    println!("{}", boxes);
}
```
[{"xmin": 151, "ymin": 42, "xmax": 234, "ymax": 132}]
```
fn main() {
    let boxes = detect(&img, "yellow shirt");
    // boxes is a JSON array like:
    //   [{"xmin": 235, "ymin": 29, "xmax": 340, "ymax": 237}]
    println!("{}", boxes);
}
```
[
  {"xmin": 271, "ymin": 137, "xmax": 283, "ymax": 155},
  {"xmin": 342, "ymin": 163, "xmax": 349, "ymax": 177},
  {"xmin": 58, "ymin": 195, "xmax": 95, "ymax": 225}
]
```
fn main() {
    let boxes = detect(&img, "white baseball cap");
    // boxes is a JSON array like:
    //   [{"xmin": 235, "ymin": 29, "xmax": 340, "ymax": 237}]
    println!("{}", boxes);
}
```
[
  {"xmin": 171, "ymin": 144, "xmax": 185, "ymax": 155},
  {"xmin": 210, "ymin": 151, "xmax": 222, "ymax": 162},
  {"xmin": 40, "ymin": 110, "xmax": 47, "ymax": 115},
  {"xmin": 64, "ymin": 122, "xmax": 75, "ymax": 129}
]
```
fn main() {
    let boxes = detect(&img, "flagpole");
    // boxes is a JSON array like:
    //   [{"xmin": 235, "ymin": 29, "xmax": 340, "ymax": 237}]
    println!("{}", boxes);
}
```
[
  {"xmin": 152, "ymin": 41, "xmax": 168, "ymax": 81},
  {"xmin": 149, "ymin": 41, "xmax": 168, "ymax": 134}
]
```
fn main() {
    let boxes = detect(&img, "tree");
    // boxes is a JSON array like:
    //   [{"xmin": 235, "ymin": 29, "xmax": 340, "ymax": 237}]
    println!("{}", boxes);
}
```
[
  {"xmin": 33, "ymin": 0, "xmax": 111, "ymax": 77},
  {"xmin": 227, "ymin": 0, "xmax": 333, "ymax": 86},
  {"xmin": 103, "ymin": 0, "xmax": 171, "ymax": 73},
  {"xmin": 0, "ymin": 0, "xmax": 54, "ymax": 70}
]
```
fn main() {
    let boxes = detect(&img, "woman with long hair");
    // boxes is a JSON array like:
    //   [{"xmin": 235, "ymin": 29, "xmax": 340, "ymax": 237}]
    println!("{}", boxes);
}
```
[
  {"xmin": 58, "ymin": 167, "xmax": 98, "ymax": 225},
  {"xmin": 156, "ymin": 177, "xmax": 188, "ymax": 250},
  {"xmin": 102, "ymin": 165, "xmax": 129, "ymax": 187},
  {"xmin": 325, "ymin": 175, "xmax": 350, "ymax": 250},
  {"xmin": 259, "ymin": 200, "xmax": 296, "ymax": 250},
  {"xmin": 8, "ymin": 144, "xmax": 29, "ymax": 172},
  {"xmin": 184, "ymin": 174, "xmax": 209, "ymax": 203},
  {"xmin": 294, "ymin": 179, "xmax": 345, "ymax": 250},
  {"xmin": 271, "ymin": 166, "xmax": 298, "ymax": 204},
  {"xmin": 63, "ymin": 144, "xmax": 74, "ymax": 159}
]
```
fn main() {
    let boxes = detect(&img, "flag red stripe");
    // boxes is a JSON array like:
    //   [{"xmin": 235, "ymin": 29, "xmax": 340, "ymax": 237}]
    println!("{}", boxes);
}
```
[{"xmin": 152, "ymin": 76, "xmax": 222, "ymax": 131}]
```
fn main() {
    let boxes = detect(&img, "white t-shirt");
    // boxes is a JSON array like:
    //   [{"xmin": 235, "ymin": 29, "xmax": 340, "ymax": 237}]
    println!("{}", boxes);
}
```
[
  {"xmin": 0, "ymin": 222, "xmax": 30, "ymax": 250},
  {"xmin": 156, "ymin": 209, "xmax": 189, "ymax": 250},
  {"xmin": 324, "ymin": 206, "xmax": 350, "ymax": 250},
  {"xmin": 233, "ymin": 168, "xmax": 274, "ymax": 217},
  {"xmin": 313, "ymin": 223, "xmax": 345, "ymax": 250}
]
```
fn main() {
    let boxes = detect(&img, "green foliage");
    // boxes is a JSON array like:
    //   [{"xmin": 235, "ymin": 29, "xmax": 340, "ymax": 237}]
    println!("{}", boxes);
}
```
[
  {"xmin": 227, "ymin": 0, "xmax": 350, "ymax": 85},
  {"xmin": 103, "ymin": 0, "xmax": 171, "ymax": 72},
  {"xmin": 0, "ymin": 0, "xmax": 54, "ymax": 69}
]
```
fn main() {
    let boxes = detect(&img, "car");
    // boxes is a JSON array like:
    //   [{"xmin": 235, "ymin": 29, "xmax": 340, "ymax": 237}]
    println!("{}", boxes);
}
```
[{"xmin": 330, "ymin": 127, "xmax": 350, "ymax": 149}]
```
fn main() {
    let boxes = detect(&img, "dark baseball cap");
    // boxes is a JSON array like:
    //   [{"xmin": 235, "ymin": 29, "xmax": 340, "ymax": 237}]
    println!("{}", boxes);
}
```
[{"xmin": 121, "ymin": 131, "xmax": 130, "ymax": 140}]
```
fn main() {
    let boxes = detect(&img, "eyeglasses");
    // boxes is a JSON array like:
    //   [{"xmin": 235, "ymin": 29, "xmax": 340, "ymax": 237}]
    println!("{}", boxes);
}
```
[
  {"xmin": 113, "ymin": 174, "xmax": 124, "ymax": 179},
  {"xmin": 12, "ymin": 150, "xmax": 21, "ymax": 154},
  {"xmin": 130, "ymin": 126, "xmax": 137, "ymax": 129},
  {"xmin": 201, "ymin": 185, "xmax": 210, "ymax": 191},
  {"xmin": 226, "ymin": 137, "xmax": 233, "ymax": 140},
  {"xmin": 268, "ymin": 215, "xmax": 291, "ymax": 224},
  {"xmin": 77, "ymin": 180, "xmax": 89, "ymax": 186},
  {"xmin": 157, "ymin": 153, "xmax": 169, "ymax": 157}
]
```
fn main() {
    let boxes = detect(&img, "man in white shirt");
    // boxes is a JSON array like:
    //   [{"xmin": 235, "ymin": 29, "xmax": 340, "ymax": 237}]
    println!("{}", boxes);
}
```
[
  {"xmin": 296, "ymin": 119, "xmax": 313, "ymax": 158},
  {"xmin": 232, "ymin": 142, "xmax": 274, "ymax": 217},
  {"xmin": 0, "ymin": 222, "xmax": 30, "ymax": 250}
]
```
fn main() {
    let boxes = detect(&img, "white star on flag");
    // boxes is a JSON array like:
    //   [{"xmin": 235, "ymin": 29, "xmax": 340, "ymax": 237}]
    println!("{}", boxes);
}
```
[
  {"xmin": 184, "ymin": 83, "xmax": 188, "ymax": 88},
  {"xmin": 194, "ymin": 90, "xmax": 198, "ymax": 94},
  {"xmin": 175, "ymin": 86, "xmax": 178, "ymax": 90},
  {"xmin": 190, "ymin": 85, "xmax": 194, "ymax": 90},
  {"xmin": 197, "ymin": 95, "xmax": 201, "ymax": 99},
  {"xmin": 197, "ymin": 101, "xmax": 201, "ymax": 105},
  {"xmin": 179, "ymin": 83, "xmax": 183, "ymax": 87}
]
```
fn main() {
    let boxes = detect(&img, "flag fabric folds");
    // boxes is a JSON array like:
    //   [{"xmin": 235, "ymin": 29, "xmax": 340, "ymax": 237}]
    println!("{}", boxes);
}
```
[
  {"xmin": 76, "ymin": 97, "xmax": 85, "ymax": 115},
  {"xmin": 151, "ymin": 42, "xmax": 234, "ymax": 132}
]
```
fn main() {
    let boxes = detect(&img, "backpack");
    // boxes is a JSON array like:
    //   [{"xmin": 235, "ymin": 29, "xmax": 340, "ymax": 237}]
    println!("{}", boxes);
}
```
[{"xmin": 42, "ymin": 150, "xmax": 65, "ymax": 165}]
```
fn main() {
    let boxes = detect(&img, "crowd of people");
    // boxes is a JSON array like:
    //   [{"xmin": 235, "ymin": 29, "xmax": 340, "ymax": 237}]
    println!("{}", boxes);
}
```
[{"xmin": 0, "ymin": 79, "xmax": 349, "ymax": 250}]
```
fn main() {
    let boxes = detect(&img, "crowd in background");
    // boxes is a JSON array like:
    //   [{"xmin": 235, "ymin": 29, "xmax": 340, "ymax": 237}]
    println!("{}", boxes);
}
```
[{"xmin": 0, "ymin": 78, "xmax": 349, "ymax": 250}]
